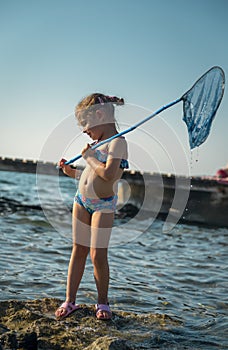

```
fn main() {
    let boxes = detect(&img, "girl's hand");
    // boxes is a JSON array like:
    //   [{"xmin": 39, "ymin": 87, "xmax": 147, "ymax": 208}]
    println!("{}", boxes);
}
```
[
  {"xmin": 58, "ymin": 158, "xmax": 73, "ymax": 176},
  {"xmin": 81, "ymin": 144, "xmax": 95, "ymax": 160}
]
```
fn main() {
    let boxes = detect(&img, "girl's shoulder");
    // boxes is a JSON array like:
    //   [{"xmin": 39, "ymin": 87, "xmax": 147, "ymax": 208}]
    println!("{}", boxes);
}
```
[
  {"xmin": 109, "ymin": 136, "xmax": 128, "ymax": 158},
  {"xmin": 109, "ymin": 136, "xmax": 127, "ymax": 147}
]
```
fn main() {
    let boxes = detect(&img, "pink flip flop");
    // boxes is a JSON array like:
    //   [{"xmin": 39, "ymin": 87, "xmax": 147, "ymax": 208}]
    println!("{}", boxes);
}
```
[
  {"xmin": 95, "ymin": 304, "xmax": 112, "ymax": 320},
  {"xmin": 55, "ymin": 301, "xmax": 80, "ymax": 320}
]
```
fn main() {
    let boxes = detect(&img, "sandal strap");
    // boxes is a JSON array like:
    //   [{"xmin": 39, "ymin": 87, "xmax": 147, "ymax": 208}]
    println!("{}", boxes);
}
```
[
  {"xmin": 96, "ymin": 303, "xmax": 112, "ymax": 314},
  {"xmin": 60, "ymin": 301, "xmax": 75, "ymax": 310},
  {"xmin": 55, "ymin": 301, "xmax": 80, "ymax": 319}
]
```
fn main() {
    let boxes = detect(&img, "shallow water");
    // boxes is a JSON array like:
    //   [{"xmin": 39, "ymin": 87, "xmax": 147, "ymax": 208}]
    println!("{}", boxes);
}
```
[{"xmin": 0, "ymin": 170, "xmax": 227, "ymax": 349}]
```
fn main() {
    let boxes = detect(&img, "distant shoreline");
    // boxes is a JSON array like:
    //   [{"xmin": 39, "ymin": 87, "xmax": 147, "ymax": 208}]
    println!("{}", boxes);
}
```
[{"xmin": 0, "ymin": 156, "xmax": 83, "ymax": 176}]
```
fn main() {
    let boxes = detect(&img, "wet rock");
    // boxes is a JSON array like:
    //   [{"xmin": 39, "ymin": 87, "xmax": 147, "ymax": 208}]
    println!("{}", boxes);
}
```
[
  {"xmin": 116, "ymin": 204, "xmax": 139, "ymax": 219},
  {"xmin": 0, "ymin": 298, "xmax": 181, "ymax": 350},
  {"xmin": 1, "ymin": 331, "xmax": 17, "ymax": 350},
  {"xmin": 84, "ymin": 336, "xmax": 132, "ymax": 350}
]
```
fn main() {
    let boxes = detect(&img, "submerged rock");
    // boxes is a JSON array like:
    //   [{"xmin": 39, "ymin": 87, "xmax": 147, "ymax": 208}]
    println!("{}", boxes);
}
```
[{"xmin": 0, "ymin": 298, "xmax": 181, "ymax": 350}]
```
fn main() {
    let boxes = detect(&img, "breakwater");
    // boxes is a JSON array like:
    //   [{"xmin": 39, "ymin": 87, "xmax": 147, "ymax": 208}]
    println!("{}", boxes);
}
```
[
  {"xmin": 0, "ymin": 157, "xmax": 58, "ymax": 175},
  {"xmin": 0, "ymin": 157, "xmax": 65, "ymax": 176},
  {"xmin": 1, "ymin": 157, "xmax": 228, "ymax": 228},
  {"xmin": 0, "ymin": 157, "xmax": 84, "ymax": 176},
  {"xmin": 119, "ymin": 171, "xmax": 228, "ymax": 228}
]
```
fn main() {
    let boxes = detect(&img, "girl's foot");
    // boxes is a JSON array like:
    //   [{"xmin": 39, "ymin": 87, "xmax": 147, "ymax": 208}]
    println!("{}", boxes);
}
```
[
  {"xmin": 55, "ymin": 301, "xmax": 80, "ymax": 320},
  {"xmin": 95, "ymin": 304, "xmax": 112, "ymax": 320}
]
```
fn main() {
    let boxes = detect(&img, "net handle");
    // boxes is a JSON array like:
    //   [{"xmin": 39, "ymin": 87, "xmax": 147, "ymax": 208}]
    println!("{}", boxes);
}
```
[{"xmin": 65, "ymin": 98, "xmax": 181, "ymax": 165}]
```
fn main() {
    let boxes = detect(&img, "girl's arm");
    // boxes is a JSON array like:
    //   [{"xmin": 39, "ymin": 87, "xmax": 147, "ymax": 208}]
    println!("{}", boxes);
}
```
[
  {"xmin": 58, "ymin": 158, "xmax": 80, "ymax": 179},
  {"xmin": 82, "ymin": 138, "xmax": 127, "ymax": 182}
]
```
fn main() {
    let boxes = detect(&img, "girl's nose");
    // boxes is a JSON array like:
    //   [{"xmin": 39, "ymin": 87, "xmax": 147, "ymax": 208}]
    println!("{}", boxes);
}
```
[
  {"xmin": 83, "ymin": 127, "xmax": 89, "ymax": 133},
  {"xmin": 83, "ymin": 128, "xmax": 91, "ymax": 137}
]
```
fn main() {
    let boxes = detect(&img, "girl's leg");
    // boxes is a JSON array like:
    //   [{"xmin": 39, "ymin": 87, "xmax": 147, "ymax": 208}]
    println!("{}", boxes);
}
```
[
  {"xmin": 55, "ymin": 203, "xmax": 91, "ymax": 318},
  {"xmin": 65, "ymin": 243, "xmax": 89, "ymax": 303},
  {"xmin": 90, "ymin": 211, "xmax": 114, "ymax": 319}
]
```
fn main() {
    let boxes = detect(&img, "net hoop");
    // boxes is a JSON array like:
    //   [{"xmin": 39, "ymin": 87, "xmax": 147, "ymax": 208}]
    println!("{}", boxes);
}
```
[{"xmin": 181, "ymin": 66, "xmax": 225, "ymax": 149}]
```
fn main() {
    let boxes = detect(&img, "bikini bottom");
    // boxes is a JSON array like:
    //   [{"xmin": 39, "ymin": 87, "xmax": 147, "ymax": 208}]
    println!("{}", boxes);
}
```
[{"xmin": 74, "ymin": 190, "xmax": 118, "ymax": 215}]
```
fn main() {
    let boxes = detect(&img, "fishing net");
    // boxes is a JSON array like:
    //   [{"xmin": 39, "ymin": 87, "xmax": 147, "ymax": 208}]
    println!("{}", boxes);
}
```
[
  {"xmin": 65, "ymin": 66, "xmax": 225, "ymax": 165},
  {"xmin": 182, "ymin": 66, "xmax": 225, "ymax": 149}
]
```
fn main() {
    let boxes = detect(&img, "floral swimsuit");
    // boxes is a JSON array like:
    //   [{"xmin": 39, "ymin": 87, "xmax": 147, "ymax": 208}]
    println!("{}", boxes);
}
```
[{"xmin": 74, "ymin": 147, "xmax": 129, "ymax": 214}]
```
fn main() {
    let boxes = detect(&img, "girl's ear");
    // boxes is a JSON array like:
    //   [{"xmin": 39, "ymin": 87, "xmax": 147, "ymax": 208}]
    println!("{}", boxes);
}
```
[{"xmin": 95, "ymin": 109, "xmax": 105, "ymax": 120}]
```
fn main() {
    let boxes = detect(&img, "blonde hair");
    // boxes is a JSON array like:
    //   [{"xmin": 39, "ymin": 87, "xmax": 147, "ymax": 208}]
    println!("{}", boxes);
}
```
[{"xmin": 75, "ymin": 93, "xmax": 124, "ymax": 125}]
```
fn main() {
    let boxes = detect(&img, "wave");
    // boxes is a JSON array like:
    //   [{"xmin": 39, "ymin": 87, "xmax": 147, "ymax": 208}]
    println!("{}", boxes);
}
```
[{"xmin": 0, "ymin": 197, "xmax": 42, "ymax": 216}]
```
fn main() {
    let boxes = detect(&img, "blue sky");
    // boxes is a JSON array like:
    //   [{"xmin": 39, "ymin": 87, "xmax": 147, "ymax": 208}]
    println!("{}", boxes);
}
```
[{"xmin": 1, "ymin": 0, "xmax": 228, "ymax": 175}]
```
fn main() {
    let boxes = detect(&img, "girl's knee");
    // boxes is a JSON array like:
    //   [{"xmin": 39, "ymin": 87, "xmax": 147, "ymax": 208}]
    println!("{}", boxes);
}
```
[
  {"xmin": 72, "ymin": 244, "xmax": 89, "ymax": 258},
  {"xmin": 90, "ymin": 248, "xmax": 108, "ymax": 267}
]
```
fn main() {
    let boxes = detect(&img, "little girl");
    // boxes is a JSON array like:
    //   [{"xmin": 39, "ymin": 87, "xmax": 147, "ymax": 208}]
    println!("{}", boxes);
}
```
[{"xmin": 55, "ymin": 93, "xmax": 128, "ymax": 320}]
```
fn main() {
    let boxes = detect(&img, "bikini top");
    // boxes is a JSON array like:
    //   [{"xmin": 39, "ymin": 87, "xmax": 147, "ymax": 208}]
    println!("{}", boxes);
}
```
[{"xmin": 94, "ymin": 149, "xmax": 129, "ymax": 169}]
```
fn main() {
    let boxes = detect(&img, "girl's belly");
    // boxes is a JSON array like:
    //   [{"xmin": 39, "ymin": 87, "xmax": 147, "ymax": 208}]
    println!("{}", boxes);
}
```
[{"xmin": 78, "ymin": 166, "xmax": 118, "ymax": 198}]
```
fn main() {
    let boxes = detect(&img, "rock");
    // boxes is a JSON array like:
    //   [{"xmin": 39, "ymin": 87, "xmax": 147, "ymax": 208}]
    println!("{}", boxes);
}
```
[
  {"xmin": 0, "ymin": 298, "xmax": 181, "ymax": 350},
  {"xmin": 84, "ymin": 336, "xmax": 132, "ymax": 350},
  {"xmin": 116, "ymin": 204, "xmax": 139, "ymax": 219}
]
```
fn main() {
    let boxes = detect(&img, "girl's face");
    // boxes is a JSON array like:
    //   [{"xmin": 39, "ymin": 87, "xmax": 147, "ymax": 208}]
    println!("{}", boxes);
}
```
[{"xmin": 79, "ymin": 111, "xmax": 104, "ymax": 140}]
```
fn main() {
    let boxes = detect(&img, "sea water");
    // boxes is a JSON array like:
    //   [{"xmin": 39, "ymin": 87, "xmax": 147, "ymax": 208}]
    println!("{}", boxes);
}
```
[{"xmin": 0, "ymin": 170, "xmax": 227, "ymax": 349}]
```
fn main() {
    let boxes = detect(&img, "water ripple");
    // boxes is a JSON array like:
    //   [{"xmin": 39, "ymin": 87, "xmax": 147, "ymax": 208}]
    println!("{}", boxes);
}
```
[{"xmin": 0, "ymin": 171, "xmax": 228, "ymax": 348}]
